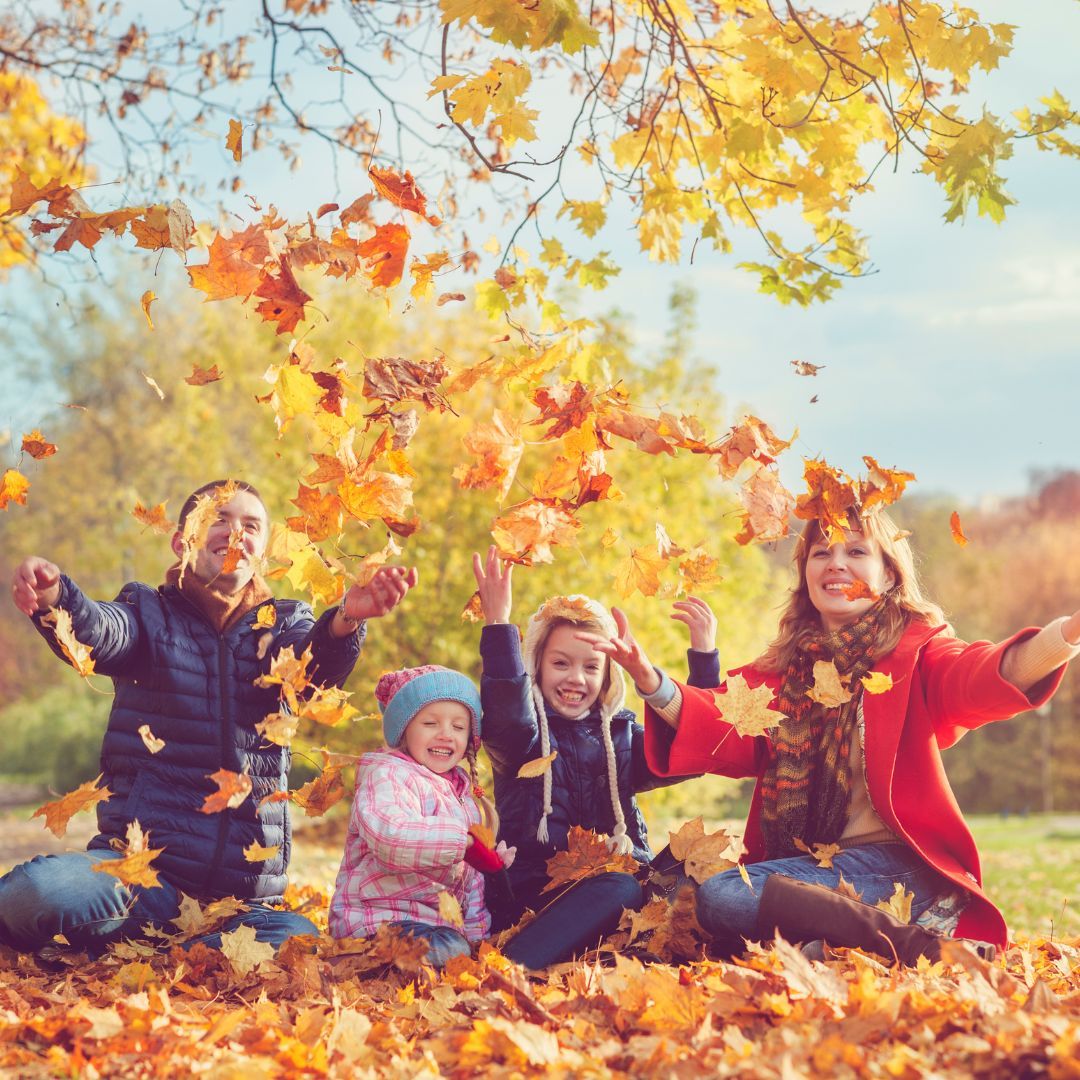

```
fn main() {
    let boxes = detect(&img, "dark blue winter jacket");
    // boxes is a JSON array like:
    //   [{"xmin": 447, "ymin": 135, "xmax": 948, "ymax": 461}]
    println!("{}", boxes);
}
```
[
  {"xmin": 479, "ymin": 623, "xmax": 718, "ymax": 910},
  {"xmin": 32, "ymin": 574, "xmax": 363, "ymax": 903}
]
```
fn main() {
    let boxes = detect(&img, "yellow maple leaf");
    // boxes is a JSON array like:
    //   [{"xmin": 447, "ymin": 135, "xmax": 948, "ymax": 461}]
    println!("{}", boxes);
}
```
[
  {"xmin": 283, "ymin": 544, "xmax": 344, "ymax": 608},
  {"xmin": 806, "ymin": 660, "xmax": 854, "ymax": 708},
  {"xmin": 219, "ymin": 922, "xmax": 276, "ymax": 975},
  {"xmin": 668, "ymin": 817, "xmax": 743, "ymax": 884},
  {"xmin": 718, "ymin": 674, "xmax": 782, "ymax": 739},
  {"xmin": 861, "ymin": 671, "xmax": 894, "ymax": 695},
  {"xmin": 243, "ymin": 841, "xmax": 281, "ymax": 863},
  {"xmin": 32, "ymin": 774, "xmax": 112, "ymax": 838},
  {"xmin": 255, "ymin": 711, "xmax": 299, "ymax": 747},
  {"xmin": 201, "ymin": 769, "xmax": 253, "ymax": 813},
  {"xmin": 253, "ymin": 603, "xmax": 276, "ymax": 629},
  {"xmin": 43, "ymin": 607, "xmax": 95, "ymax": 678},
  {"xmin": 437, "ymin": 891, "xmax": 465, "ymax": 929},
  {"xmin": 876, "ymin": 882, "xmax": 914, "ymax": 924},
  {"xmin": 138, "ymin": 724, "xmax": 165, "ymax": 754},
  {"xmin": 255, "ymin": 643, "xmax": 314, "ymax": 712},
  {"xmin": 93, "ymin": 820, "xmax": 164, "ymax": 889},
  {"xmin": 794, "ymin": 838, "xmax": 843, "ymax": 869},
  {"xmin": 613, "ymin": 545, "xmax": 666, "ymax": 599},
  {"xmin": 516, "ymin": 751, "xmax": 558, "ymax": 778},
  {"xmin": 0, "ymin": 468, "xmax": 30, "ymax": 510},
  {"xmin": 131, "ymin": 500, "xmax": 174, "ymax": 535},
  {"xmin": 298, "ymin": 685, "xmax": 359, "ymax": 727}
]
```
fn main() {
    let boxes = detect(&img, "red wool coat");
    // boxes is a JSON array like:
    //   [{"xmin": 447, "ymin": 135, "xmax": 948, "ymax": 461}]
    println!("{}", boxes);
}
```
[{"xmin": 644, "ymin": 621, "xmax": 1064, "ymax": 947}]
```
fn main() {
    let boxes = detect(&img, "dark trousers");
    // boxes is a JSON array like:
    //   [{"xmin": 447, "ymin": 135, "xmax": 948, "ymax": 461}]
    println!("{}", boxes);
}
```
[{"xmin": 498, "ymin": 871, "xmax": 643, "ymax": 970}]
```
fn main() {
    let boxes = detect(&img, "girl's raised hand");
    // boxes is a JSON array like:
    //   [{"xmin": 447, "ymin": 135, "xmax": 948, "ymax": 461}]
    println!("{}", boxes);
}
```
[
  {"xmin": 672, "ymin": 596, "xmax": 718, "ymax": 652},
  {"xmin": 576, "ymin": 607, "xmax": 661, "ymax": 695},
  {"xmin": 471, "ymin": 545, "xmax": 513, "ymax": 624}
]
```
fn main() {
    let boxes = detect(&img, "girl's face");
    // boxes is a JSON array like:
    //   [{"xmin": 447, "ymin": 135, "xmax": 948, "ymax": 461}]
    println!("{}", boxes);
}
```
[
  {"xmin": 538, "ymin": 624, "xmax": 606, "ymax": 718},
  {"xmin": 401, "ymin": 700, "xmax": 471, "ymax": 774},
  {"xmin": 805, "ymin": 530, "xmax": 896, "ymax": 632}
]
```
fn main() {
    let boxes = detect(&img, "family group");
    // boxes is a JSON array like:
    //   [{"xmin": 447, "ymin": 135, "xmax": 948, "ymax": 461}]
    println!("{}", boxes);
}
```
[{"xmin": 4, "ymin": 478, "xmax": 1076, "ymax": 970}]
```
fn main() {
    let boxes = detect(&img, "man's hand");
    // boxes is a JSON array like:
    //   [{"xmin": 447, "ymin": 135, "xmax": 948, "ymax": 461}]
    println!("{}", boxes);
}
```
[
  {"xmin": 331, "ymin": 565, "xmax": 418, "ymax": 636},
  {"xmin": 471, "ymin": 545, "xmax": 513, "ymax": 625},
  {"xmin": 11, "ymin": 557, "xmax": 61, "ymax": 617}
]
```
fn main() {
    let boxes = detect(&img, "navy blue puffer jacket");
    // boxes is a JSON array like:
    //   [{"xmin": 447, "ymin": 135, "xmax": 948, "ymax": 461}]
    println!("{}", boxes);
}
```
[
  {"xmin": 479, "ymin": 624, "xmax": 717, "ymax": 911},
  {"xmin": 33, "ymin": 575, "xmax": 363, "ymax": 903}
]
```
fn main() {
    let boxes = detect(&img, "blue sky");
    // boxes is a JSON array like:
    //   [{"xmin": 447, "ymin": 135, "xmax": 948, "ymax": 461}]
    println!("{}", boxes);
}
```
[{"xmin": 2, "ymin": 1, "xmax": 1078, "ymax": 502}]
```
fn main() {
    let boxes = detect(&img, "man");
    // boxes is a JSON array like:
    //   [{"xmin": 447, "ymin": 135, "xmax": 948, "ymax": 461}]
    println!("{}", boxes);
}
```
[{"xmin": 2, "ymin": 479, "xmax": 416, "ymax": 954}]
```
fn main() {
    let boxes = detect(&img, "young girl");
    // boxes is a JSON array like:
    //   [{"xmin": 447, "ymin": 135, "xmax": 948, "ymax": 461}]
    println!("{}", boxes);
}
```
[
  {"xmin": 471, "ymin": 547, "xmax": 715, "ymax": 968},
  {"xmin": 586, "ymin": 509, "xmax": 1077, "ymax": 963},
  {"xmin": 328, "ymin": 665, "xmax": 514, "ymax": 968}
]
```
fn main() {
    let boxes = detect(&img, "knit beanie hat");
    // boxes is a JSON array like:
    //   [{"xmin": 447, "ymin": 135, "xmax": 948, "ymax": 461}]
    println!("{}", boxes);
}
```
[
  {"xmin": 521, "ymin": 595, "xmax": 632, "ymax": 856},
  {"xmin": 376, "ymin": 665, "xmax": 482, "ymax": 748}
]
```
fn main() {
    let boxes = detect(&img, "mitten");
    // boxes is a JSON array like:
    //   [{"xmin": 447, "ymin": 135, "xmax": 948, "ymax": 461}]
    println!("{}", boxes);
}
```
[{"xmin": 465, "ymin": 837, "xmax": 505, "ymax": 874}]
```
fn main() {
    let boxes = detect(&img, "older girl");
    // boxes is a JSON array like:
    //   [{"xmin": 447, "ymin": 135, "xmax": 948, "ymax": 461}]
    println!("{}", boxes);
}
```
[{"xmin": 585, "ymin": 510, "xmax": 1076, "ymax": 962}]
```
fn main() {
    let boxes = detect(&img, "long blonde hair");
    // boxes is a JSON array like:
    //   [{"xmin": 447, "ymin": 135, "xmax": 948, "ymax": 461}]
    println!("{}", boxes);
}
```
[{"xmin": 756, "ymin": 510, "xmax": 951, "ymax": 674}]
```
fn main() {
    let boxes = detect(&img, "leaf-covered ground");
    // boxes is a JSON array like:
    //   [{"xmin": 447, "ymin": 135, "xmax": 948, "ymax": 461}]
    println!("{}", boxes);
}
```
[{"xmin": 2, "ymin": 813, "xmax": 1080, "ymax": 1077}]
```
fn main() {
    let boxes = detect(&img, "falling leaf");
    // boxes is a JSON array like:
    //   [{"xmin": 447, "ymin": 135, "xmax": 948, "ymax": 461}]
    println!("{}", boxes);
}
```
[
  {"xmin": 861, "ymin": 671, "xmax": 893, "ymax": 694},
  {"xmin": 677, "ymin": 548, "xmax": 723, "ymax": 594},
  {"xmin": 220, "ymin": 923, "xmax": 277, "ymax": 975},
  {"xmin": 600, "ymin": 528, "xmax": 620, "ymax": 548},
  {"xmin": 369, "ymin": 165, "xmax": 441, "ymax": 225},
  {"xmin": 188, "ymin": 224, "xmax": 271, "ymax": 301},
  {"xmin": 734, "ymin": 467, "xmax": 794, "ymax": 546},
  {"xmin": 791, "ymin": 360, "xmax": 824, "ymax": 376},
  {"xmin": 93, "ymin": 820, "xmax": 164, "ymax": 889},
  {"xmin": 293, "ymin": 754, "xmax": 347, "ymax": 817},
  {"xmin": 243, "ymin": 842, "xmax": 281, "ymax": 863},
  {"xmin": 358, "ymin": 222, "xmax": 409, "ymax": 289},
  {"xmin": 492, "ymin": 500, "xmax": 581, "ymax": 566},
  {"xmin": 718, "ymin": 674, "xmax": 782, "ymax": 739},
  {"xmin": 140, "ymin": 290, "xmax": 156, "ymax": 329},
  {"xmin": 859, "ymin": 456, "xmax": 916, "ymax": 511},
  {"xmin": 185, "ymin": 363, "xmax": 224, "ymax": 386},
  {"xmin": 43, "ymin": 608, "xmax": 95, "ymax": 678},
  {"xmin": 794, "ymin": 838, "xmax": 843, "ymax": 869},
  {"xmin": 806, "ymin": 660, "xmax": 854, "ymax": 707},
  {"xmin": 255, "ymin": 711, "xmax": 300, "ymax": 747},
  {"xmin": 437, "ymin": 292, "xmax": 466, "ymax": 305},
  {"xmin": 613, "ymin": 546, "xmax": 666, "ymax": 599},
  {"xmin": 950, "ymin": 510, "xmax": 969, "ymax": 547},
  {"xmin": 668, "ymin": 817, "xmax": 743, "ymax": 883},
  {"xmin": 32, "ymin": 774, "xmax": 112, "ymax": 838},
  {"xmin": 875, "ymin": 882, "xmax": 914, "ymax": 924},
  {"xmin": 0, "ymin": 469, "xmax": 30, "ymax": 510},
  {"xmin": 437, "ymin": 891, "xmax": 465, "ymax": 929},
  {"xmin": 655, "ymin": 522, "xmax": 685, "ymax": 559},
  {"xmin": 253, "ymin": 603, "xmax": 276, "ymax": 629},
  {"xmin": 138, "ymin": 724, "xmax": 165, "ymax": 754},
  {"xmin": 461, "ymin": 591, "xmax": 484, "ymax": 623},
  {"xmin": 140, "ymin": 371, "xmax": 165, "ymax": 400},
  {"xmin": 254, "ymin": 255, "xmax": 312, "ymax": 335},
  {"xmin": 254, "ymin": 644, "xmax": 314, "ymax": 711},
  {"xmin": 453, "ymin": 411, "xmax": 524, "ymax": 502},
  {"xmin": 841, "ymin": 579, "xmax": 878, "ymax": 601},
  {"xmin": 131, "ymin": 500, "xmax": 174, "ymax": 534},
  {"xmin": 21, "ymin": 430, "xmax": 57, "ymax": 459},
  {"xmin": 226, "ymin": 118, "xmax": 243, "ymax": 162},
  {"xmin": 517, "ymin": 751, "xmax": 558, "ymax": 778},
  {"xmin": 542, "ymin": 826, "xmax": 638, "ymax": 892},
  {"xmin": 201, "ymin": 769, "xmax": 253, "ymax": 814}
]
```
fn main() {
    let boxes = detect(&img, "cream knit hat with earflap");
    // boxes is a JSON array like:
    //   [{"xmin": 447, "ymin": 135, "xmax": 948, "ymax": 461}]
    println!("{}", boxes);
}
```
[{"xmin": 521, "ymin": 595, "xmax": 633, "ymax": 856}]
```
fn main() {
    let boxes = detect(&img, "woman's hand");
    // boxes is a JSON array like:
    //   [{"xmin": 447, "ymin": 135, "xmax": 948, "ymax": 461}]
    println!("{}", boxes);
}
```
[
  {"xmin": 11, "ymin": 556, "xmax": 61, "ymax": 617},
  {"xmin": 333, "ymin": 565, "xmax": 418, "ymax": 635},
  {"xmin": 471, "ymin": 545, "xmax": 513, "ymax": 625},
  {"xmin": 576, "ymin": 607, "xmax": 661, "ymax": 695},
  {"xmin": 671, "ymin": 596, "xmax": 718, "ymax": 652}
]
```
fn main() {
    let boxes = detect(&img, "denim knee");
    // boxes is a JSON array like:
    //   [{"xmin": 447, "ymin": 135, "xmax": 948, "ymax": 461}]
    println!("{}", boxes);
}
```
[
  {"xmin": 578, "ymin": 872, "xmax": 644, "ymax": 913},
  {"xmin": 696, "ymin": 867, "xmax": 759, "ymax": 940}
]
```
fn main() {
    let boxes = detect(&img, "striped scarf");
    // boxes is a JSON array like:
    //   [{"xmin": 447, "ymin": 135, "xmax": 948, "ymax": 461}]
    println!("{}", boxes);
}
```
[{"xmin": 760, "ymin": 603, "xmax": 887, "ymax": 859}]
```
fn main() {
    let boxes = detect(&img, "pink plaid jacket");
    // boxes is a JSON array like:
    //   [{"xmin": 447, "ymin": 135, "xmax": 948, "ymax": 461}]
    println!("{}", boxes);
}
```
[{"xmin": 328, "ymin": 749, "xmax": 490, "ymax": 941}]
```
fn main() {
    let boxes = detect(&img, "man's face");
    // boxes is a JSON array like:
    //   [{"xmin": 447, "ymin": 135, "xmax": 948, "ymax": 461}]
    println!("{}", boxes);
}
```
[{"xmin": 173, "ymin": 489, "xmax": 269, "ymax": 591}]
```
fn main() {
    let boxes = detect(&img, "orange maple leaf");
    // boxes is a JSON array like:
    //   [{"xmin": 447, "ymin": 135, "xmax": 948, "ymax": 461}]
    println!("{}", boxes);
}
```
[
  {"xmin": 185, "ymin": 363, "xmax": 224, "ymax": 386},
  {"xmin": 226, "ymin": 118, "xmax": 243, "ymax": 162},
  {"xmin": 32, "ymin": 775, "xmax": 112, "ymax": 838},
  {"xmin": 21, "ymin": 430, "xmax": 57, "ymax": 459},
  {"xmin": 0, "ymin": 469, "xmax": 30, "ymax": 510},
  {"xmin": 531, "ymin": 382, "xmax": 600, "ymax": 440},
  {"xmin": 93, "ymin": 820, "xmax": 164, "ymax": 889},
  {"xmin": 357, "ymin": 222, "xmax": 409, "ymax": 289},
  {"xmin": 734, "ymin": 467, "xmax": 794, "ymax": 546},
  {"xmin": 491, "ymin": 500, "xmax": 581, "ymax": 565},
  {"xmin": 286, "ymin": 483, "xmax": 344, "ymax": 542},
  {"xmin": 131, "ymin": 500, "xmax": 175, "ymax": 535},
  {"xmin": 542, "ymin": 826, "xmax": 638, "ymax": 892},
  {"xmin": 859, "ymin": 456, "xmax": 916, "ymax": 511},
  {"xmin": 292, "ymin": 762, "xmax": 347, "ymax": 818},
  {"xmin": 716, "ymin": 415, "xmax": 795, "ymax": 479},
  {"xmin": 6, "ymin": 168, "xmax": 73, "ymax": 214},
  {"xmin": 369, "ymin": 165, "xmax": 441, "ymax": 225},
  {"xmin": 201, "ymin": 769, "xmax": 253, "ymax": 814},
  {"xmin": 340, "ymin": 193, "xmax": 375, "ymax": 226},
  {"xmin": 795, "ymin": 458, "xmax": 857, "ymax": 544},
  {"xmin": 950, "ymin": 510, "xmax": 969, "ymax": 547},
  {"xmin": 254, "ymin": 256, "xmax": 312, "ymax": 334},
  {"xmin": 362, "ymin": 355, "xmax": 450, "ymax": 411},
  {"xmin": 188, "ymin": 224, "xmax": 271, "ymax": 300},
  {"xmin": 453, "ymin": 411, "xmax": 524, "ymax": 502}
]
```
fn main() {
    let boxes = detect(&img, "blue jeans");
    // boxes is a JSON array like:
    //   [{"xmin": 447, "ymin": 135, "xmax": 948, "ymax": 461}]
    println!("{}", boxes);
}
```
[
  {"xmin": 391, "ymin": 920, "xmax": 471, "ymax": 968},
  {"xmin": 696, "ymin": 843, "xmax": 948, "ymax": 942},
  {"xmin": 0, "ymin": 851, "xmax": 318, "ymax": 952}
]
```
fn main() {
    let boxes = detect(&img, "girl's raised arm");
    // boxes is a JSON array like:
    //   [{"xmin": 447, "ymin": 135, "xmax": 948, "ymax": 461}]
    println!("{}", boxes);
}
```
[{"xmin": 471, "ymin": 545, "xmax": 513, "ymax": 625}]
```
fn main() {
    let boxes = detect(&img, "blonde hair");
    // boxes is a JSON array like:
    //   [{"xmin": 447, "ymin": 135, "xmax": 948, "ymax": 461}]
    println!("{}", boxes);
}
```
[
  {"xmin": 756, "ymin": 509, "xmax": 951, "ymax": 674},
  {"xmin": 465, "ymin": 744, "xmax": 500, "ymax": 836}
]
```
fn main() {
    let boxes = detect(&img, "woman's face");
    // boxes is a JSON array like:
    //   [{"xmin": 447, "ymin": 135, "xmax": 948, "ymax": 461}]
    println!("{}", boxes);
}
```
[{"xmin": 804, "ymin": 530, "xmax": 896, "ymax": 632}]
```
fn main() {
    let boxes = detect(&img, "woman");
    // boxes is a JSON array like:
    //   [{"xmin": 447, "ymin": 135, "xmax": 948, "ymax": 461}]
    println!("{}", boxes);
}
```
[{"xmin": 582, "ymin": 510, "xmax": 1078, "ymax": 961}]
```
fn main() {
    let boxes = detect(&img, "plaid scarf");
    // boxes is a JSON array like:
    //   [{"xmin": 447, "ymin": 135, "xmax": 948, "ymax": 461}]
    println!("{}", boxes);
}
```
[{"xmin": 760, "ymin": 603, "xmax": 888, "ymax": 859}]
